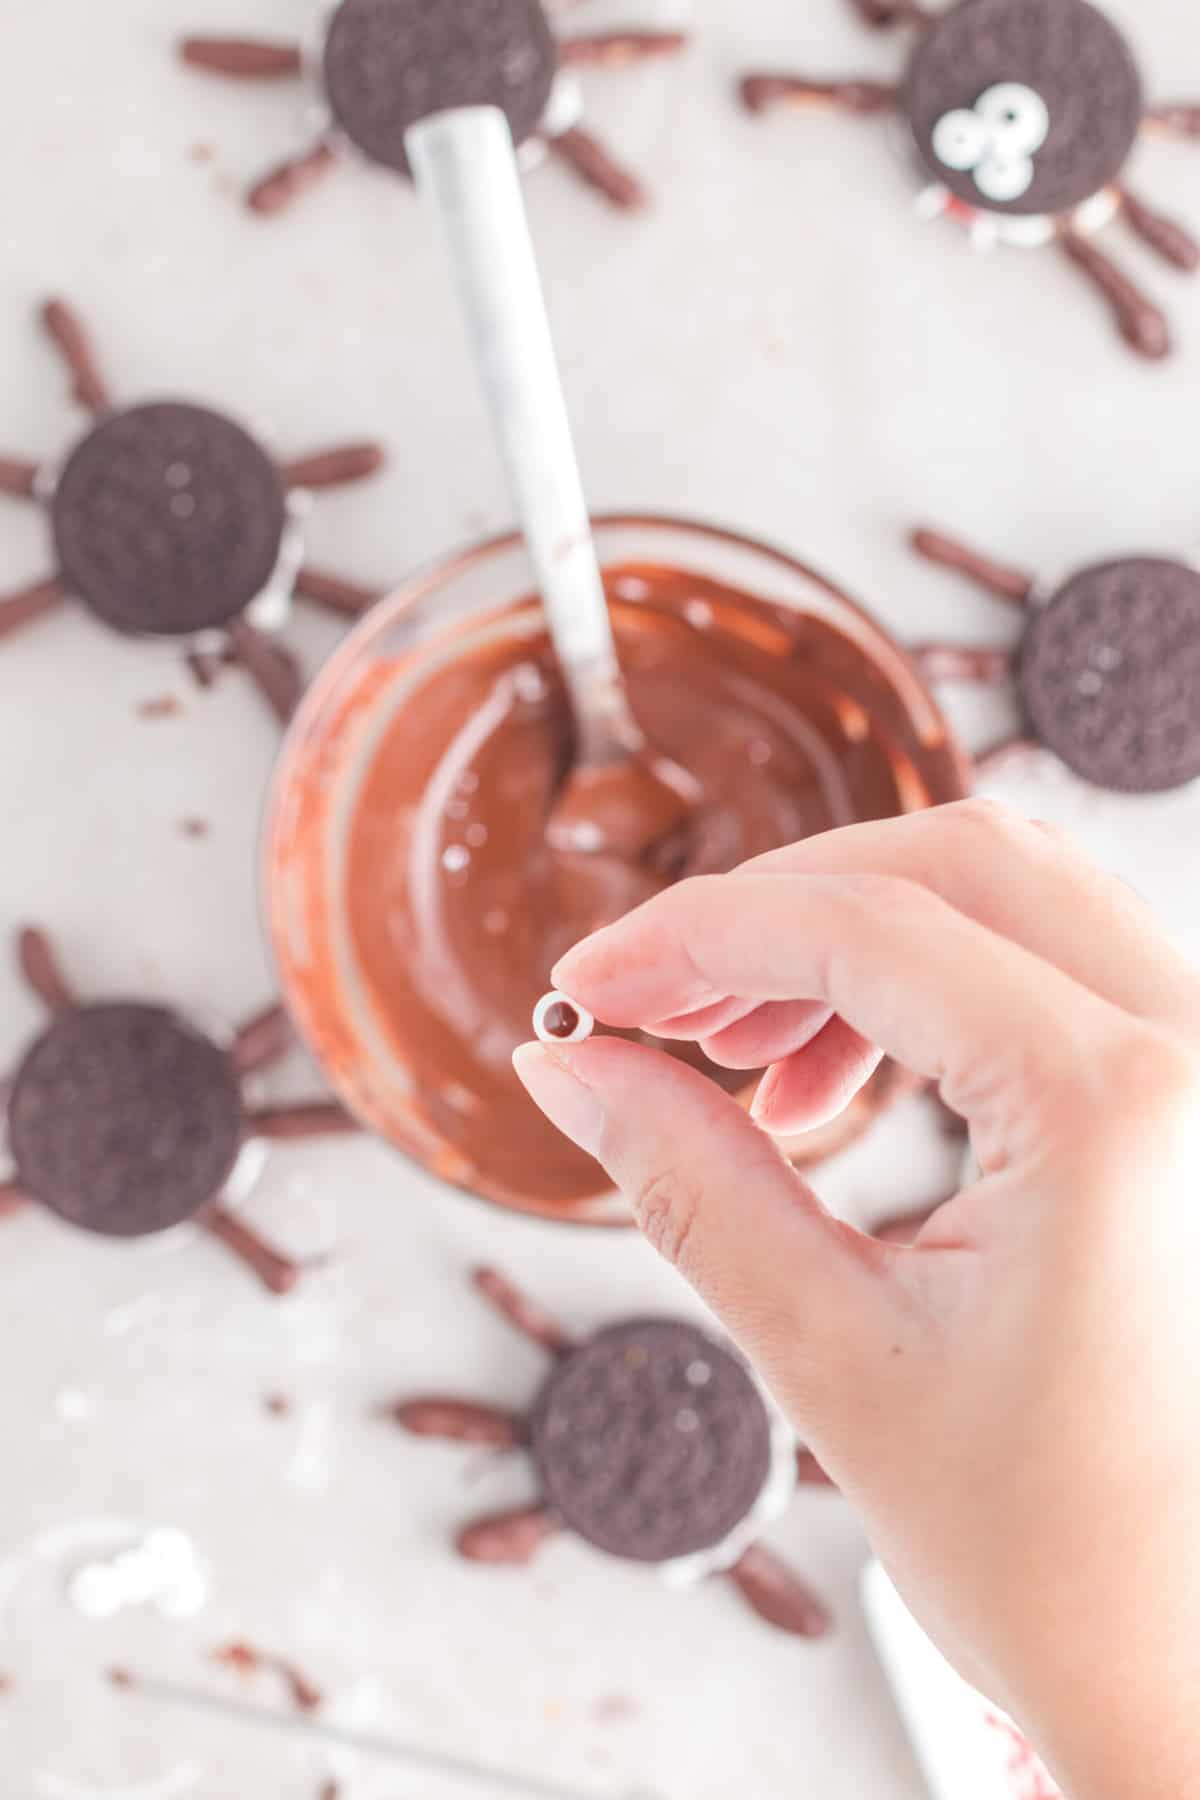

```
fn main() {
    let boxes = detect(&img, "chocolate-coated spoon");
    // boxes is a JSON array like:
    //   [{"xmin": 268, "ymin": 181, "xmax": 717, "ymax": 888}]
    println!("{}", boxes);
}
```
[{"xmin": 406, "ymin": 105, "xmax": 698, "ymax": 860}]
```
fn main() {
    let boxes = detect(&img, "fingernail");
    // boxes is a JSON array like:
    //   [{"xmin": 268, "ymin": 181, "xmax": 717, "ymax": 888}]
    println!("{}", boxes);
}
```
[
  {"xmin": 549, "ymin": 925, "xmax": 617, "ymax": 995},
  {"xmin": 552, "ymin": 931, "xmax": 711, "ymax": 1023},
  {"xmin": 512, "ymin": 1042, "xmax": 605, "ymax": 1158}
]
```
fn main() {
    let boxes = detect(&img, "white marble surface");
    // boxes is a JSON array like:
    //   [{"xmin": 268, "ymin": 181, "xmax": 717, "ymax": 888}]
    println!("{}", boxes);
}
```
[{"xmin": 1, "ymin": 1, "xmax": 1199, "ymax": 1796}]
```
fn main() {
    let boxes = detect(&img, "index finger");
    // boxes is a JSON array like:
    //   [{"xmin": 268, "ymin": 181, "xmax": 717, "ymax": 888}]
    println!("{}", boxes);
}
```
[{"xmin": 552, "ymin": 870, "xmax": 1127, "ymax": 1152}]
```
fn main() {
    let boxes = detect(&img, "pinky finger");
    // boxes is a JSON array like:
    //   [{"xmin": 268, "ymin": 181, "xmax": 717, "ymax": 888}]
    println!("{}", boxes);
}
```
[{"xmin": 751, "ymin": 1016, "xmax": 884, "ymax": 1136}]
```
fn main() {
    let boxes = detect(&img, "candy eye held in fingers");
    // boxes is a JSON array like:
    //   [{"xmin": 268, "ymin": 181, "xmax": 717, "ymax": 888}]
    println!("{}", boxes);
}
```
[{"xmin": 533, "ymin": 992, "xmax": 594, "ymax": 1044}]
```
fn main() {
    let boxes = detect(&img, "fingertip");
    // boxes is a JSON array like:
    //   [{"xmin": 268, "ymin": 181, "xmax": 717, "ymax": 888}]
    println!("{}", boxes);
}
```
[
  {"xmin": 749, "ymin": 1022, "xmax": 884, "ymax": 1137},
  {"xmin": 551, "ymin": 911, "xmax": 715, "ymax": 1027}
]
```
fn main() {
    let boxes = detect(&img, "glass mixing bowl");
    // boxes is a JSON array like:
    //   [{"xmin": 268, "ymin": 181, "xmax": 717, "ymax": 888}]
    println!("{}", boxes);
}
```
[{"xmin": 263, "ymin": 514, "xmax": 970, "ymax": 1226}]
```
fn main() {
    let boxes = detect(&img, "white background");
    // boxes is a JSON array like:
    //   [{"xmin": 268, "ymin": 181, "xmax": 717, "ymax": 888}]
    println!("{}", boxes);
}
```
[{"xmin": 1, "ymin": 0, "xmax": 1198, "ymax": 1795}]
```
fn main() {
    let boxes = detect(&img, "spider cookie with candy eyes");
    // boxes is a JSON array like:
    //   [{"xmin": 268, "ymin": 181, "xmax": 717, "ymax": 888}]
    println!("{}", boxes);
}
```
[{"xmin": 742, "ymin": 0, "xmax": 1200, "ymax": 359}]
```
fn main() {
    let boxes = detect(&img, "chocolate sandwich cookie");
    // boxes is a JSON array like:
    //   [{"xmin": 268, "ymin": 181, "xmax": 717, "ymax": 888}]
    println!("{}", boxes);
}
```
[
  {"xmin": 905, "ymin": 0, "xmax": 1143, "ymax": 216},
  {"xmin": 51, "ymin": 402, "xmax": 287, "ymax": 636},
  {"xmin": 322, "ymin": 0, "xmax": 558, "ymax": 174},
  {"xmin": 1018, "ymin": 558, "xmax": 1200, "ymax": 793},
  {"xmin": 531, "ymin": 1319, "xmax": 773, "ymax": 1563},
  {"xmin": 8, "ymin": 1003, "xmax": 244, "ymax": 1237}
]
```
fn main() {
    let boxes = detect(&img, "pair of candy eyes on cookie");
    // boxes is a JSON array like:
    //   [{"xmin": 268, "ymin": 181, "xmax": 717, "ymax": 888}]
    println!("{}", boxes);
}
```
[{"xmin": 932, "ymin": 82, "xmax": 1050, "ymax": 203}]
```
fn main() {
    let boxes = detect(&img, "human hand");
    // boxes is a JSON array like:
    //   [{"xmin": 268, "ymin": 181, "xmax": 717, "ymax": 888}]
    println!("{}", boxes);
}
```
[{"xmin": 514, "ymin": 800, "xmax": 1200, "ymax": 1799}]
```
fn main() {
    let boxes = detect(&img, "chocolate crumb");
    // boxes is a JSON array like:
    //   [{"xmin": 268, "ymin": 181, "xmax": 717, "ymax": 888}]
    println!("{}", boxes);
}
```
[
  {"xmin": 137, "ymin": 695, "xmax": 182, "ymax": 719},
  {"xmin": 108, "ymin": 1666, "xmax": 135, "ymax": 1690},
  {"xmin": 264, "ymin": 1391, "xmax": 291, "ymax": 1417},
  {"xmin": 213, "ymin": 1641, "xmax": 323, "ymax": 1713},
  {"xmin": 179, "ymin": 818, "xmax": 210, "ymax": 839},
  {"xmin": 185, "ymin": 648, "xmax": 223, "ymax": 690},
  {"xmin": 318, "ymin": 1784, "xmax": 341, "ymax": 1800},
  {"xmin": 591, "ymin": 1693, "xmax": 638, "ymax": 1725}
]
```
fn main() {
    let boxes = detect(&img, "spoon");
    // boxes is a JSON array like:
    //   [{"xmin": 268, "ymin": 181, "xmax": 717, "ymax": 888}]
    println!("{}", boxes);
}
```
[{"xmin": 406, "ymin": 105, "xmax": 699, "ymax": 861}]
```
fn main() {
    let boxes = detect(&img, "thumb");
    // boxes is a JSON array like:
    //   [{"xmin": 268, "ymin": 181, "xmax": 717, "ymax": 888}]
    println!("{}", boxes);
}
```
[{"xmin": 512, "ymin": 1035, "xmax": 903, "ymax": 1426}]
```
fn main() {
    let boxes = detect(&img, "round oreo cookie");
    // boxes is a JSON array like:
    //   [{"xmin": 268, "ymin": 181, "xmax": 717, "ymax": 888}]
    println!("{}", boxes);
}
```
[
  {"xmin": 8, "ymin": 1003, "xmax": 245, "ymax": 1237},
  {"xmin": 52, "ymin": 402, "xmax": 287, "ymax": 636},
  {"xmin": 905, "ymin": 0, "xmax": 1143, "ymax": 217},
  {"xmin": 1017, "ymin": 557, "xmax": 1200, "ymax": 793},
  {"xmin": 322, "ymin": 0, "xmax": 558, "ymax": 173},
  {"xmin": 531, "ymin": 1319, "xmax": 773, "ymax": 1564}
]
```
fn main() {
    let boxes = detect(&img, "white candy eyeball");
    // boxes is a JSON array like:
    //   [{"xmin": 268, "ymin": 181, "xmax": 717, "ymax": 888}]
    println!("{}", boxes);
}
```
[
  {"xmin": 142, "ymin": 1528, "xmax": 194, "ymax": 1572},
  {"xmin": 931, "ymin": 107, "xmax": 990, "ymax": 171},
  {"xmin": 69, "ymin": 1565, "xmax": 123, "ymax": 1621},
  {"xmin": 974, "ymin": 82, "xmax": 1049, "ymax": 156},
  {"xmin": 157, "ymin": 1571, "xmax": 208, "ymax": 1620},
  {"xmin": 974, "ymin": 149, "xmax": 1035, "ymax": 203},
  {"xmin": 540, "ymin": 71, "xmax": 584, "ymax": 139},
  {"xmin": 533, "ymin": 991, "xmax": 594, "ymax": 1045}
]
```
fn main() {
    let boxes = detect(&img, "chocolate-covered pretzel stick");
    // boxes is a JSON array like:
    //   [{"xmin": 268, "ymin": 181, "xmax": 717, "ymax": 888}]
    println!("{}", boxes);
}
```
[
  {"xmin": 795, "ymin": 1446, "xmax": 837, "ymax": 1487},
  {"xmin": 741, "ymin": 75, "xmax": 897, "ymax": 116},
  {"xmin": 0, "ymin": 1183, "xmax": 27, "ymax": 1220},
  {"xmin": 558, "ymin": 31, "xmax": 688, "ymax": 67},
  {"xmin": 1145, "ymin": 102, "xmax": 1200, "ymax": 137},
  {"xmin": 180, "ymin": 37, "xmax": 304, "ymax": 80},
  {"xmin": 248, "ymin": 142, "xmax": 339, "ymax": 217},
  {"xmin": 231, "ymin": 1003, "xmax": 293, "ymax": 1076},
  {"xmin": 246, "ymin": 1101, "xmax": 360, "ymax": 1140},
  {"xmin": 1119, "ymin": 189, "xmax": 1200, "ymax": 271},
  {"xmin": 472, "ymin": 1266, "xmax": 575, "ymax": 1354},
  {"xmin": 726, "ymin": 1544, "xmax": 832, "ymax": 1638},
  {"xmin": 294, "ymin": 566, "xmax": 380, "ymax": 619},
  {"xmin": 849, "ymin": 0, "xmax": 931, "ymax": 25},
  {"xmin": 909, "ymin": 528, "xmax": 1034, "ymax": 604},
  {"xmin": 202, "ymin": 1206, "xmax": 312, "ymax": 1297},
  {"xmin": 17, "ymin": 926, "xmax": 76, "ymax": 1014},
  {"xmin": 281, "ymin": 444, "xmax": 384, "ymax": 490},
  {"xmin": 1058, "ymin": 228, "xmax": 1170, "ymax": 360},
  {"xmin": 226, "ymin": 620, "xmax": 304, "ymax": 724},
  {"xmin": 910, "ymin": 644, "xmax": 1014, "ymax": 684},
  {"xmin": 0, "ymin": 578, "xmax": 65, "ymax": 640},
  {"xmin": 545, "ymin": 126, "xmax": 646, "ymax": 209},
  {"xmin": 456, "ymin": 1505, "xmax": 558, "ymax": 1564},
  {"xmin": 41, "ymin": 299, "xmax": 109, "ymax": 413},
  {"xmin": 390, "ymin": 1398, "xmax": 526, "ymax": 1447},
  {"xmin": 0, "ymin": 458, "xmax": 39, "ymax": 499}
]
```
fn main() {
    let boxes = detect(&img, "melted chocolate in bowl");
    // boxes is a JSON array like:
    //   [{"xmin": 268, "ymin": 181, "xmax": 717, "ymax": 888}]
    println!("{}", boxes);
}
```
[{"xmin": 267, "ymin": 526, "xmax": 968, "ymax": 1224}]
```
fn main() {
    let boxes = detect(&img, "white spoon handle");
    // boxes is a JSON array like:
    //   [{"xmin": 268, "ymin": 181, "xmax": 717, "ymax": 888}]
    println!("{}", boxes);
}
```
[{"xmin": 406, "ymin": 106, "xmax": 626, "ymax": 716}]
